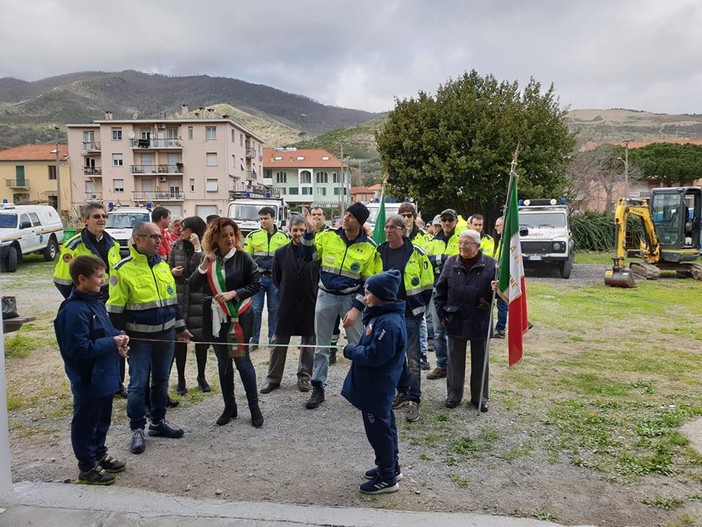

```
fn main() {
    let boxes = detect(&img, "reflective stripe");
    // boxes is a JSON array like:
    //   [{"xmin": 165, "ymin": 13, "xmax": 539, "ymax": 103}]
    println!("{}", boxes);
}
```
[
  {"xmin": 318, "ymin": 281, "xmax": 359, "ymax": 295},
  {"xmin": 125, "ymin": 297, "xmax": 178, "ymax": 311},
  {"xmin": 106, "ymin": 304, "xmax": 125, "ymax": 313},
  {"xmin": 411, "ymin": 305, "xmax": 426, "ymax": 316},
  {"xmin": 125, "ymin": 318, "xmax": 176, "ymax": 333},
  {"xmin": 321, "ymin": 265, "xmax": 360, "ymax": 280},
  {"xmin": 301, "ymin": 237, "xmax": 315, "ymax": 246},
  {"xmin": 54, "ymin": 277, "xmax": 73, "ymax": 285},
  {"xmin": 252, "ymin": 251, "xmax": 270, "ymax": 257}
]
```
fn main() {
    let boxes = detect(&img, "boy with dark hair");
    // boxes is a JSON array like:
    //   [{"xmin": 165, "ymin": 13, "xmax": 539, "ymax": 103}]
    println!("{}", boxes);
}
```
[
  {"xmin": 54, "ymin": 255, "xmax": 130, "ymax": 485},
  {"xmin": 341, "ymin": 269, "xmax": 407, "ymax": 494}
]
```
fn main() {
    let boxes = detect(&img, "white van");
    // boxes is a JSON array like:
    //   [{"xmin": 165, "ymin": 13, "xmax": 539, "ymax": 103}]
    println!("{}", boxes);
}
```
[
  {"xmin": 104, "ymin": 207, "xmax": 152, "ymax": 257},
  {"xmin": 0, "ymin": 204, "xmax": 64, "ymax": 272}
]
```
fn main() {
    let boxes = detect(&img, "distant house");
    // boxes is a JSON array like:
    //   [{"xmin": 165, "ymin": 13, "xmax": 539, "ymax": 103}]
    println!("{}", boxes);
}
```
[
  {"xmin": 0, "ymin": 144, "xmax": 69, "ymax": 210},
  {"xmin": 263, "ymin": 148, "xmax": 351, "ymax": 209},
  {"xmin": 350, "ymin": 184, "xmax": 382, "ymax": 203}
]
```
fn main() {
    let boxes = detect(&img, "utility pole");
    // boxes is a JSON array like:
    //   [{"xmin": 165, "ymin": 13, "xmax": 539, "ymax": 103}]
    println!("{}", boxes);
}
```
[{"xmin": 338, "ymin": 143, "xmax": 344, "ymax": 215}]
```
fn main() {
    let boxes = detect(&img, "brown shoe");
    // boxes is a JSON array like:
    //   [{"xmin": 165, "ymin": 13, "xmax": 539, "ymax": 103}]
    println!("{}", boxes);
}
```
[
  {"xmin": 297, "ymin": 378, "xmax": 311, "ymax": 392},
  {"xmin": 426, "ymin": 367, "xmax": 447, "ymax": 380},
  {"xmin": 260, "ymin": 382, "xmax": 280, "ymax": 394}
]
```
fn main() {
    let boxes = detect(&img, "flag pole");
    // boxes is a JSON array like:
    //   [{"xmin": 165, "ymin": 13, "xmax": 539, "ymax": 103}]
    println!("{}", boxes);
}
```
[{"xmin": 477, "ymin": 146, "xmax": 520, "ymax": 414}]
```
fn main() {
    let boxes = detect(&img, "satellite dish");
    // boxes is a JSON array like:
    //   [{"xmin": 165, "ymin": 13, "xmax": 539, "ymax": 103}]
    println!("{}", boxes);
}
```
[{"xmin": 128, "ymin": 131, "xmax": 136, "ymax": 139}]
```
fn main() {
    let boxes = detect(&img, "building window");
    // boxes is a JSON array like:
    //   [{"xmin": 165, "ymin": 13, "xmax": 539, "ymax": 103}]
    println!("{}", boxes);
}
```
[
  {"xmin": 205, "ymin": 126, "xmax": 217, "ymax": 140},
  {"xmin": 296, "ymin": 156, "xmax": 304, "ymax": 161},
  {"xmin": 332, "ymin": 171, "xmax": 341, "ymax": 183},
  {"xmin": 112, "ymin": 127, "xmax": 122, "ymax": 140},
  {"xmin": 188, "ymin": 126, "xmax": 193, "ymax": 140},
  {"xmin": 302, "ymin": 187, "xmax": 312, "ymax": 195},
  {"xmin": 279, "ymin": 188, "xmax": 286, "ymax": 195},
  {"xmin": 276, "ymin": 171, "xmax": 287, "ymax": 184},
  {"xmin": 288, "ymin": 187, "xmax": 299, "ymax": 195},
  {"xmin": 274, "ymin": 156, "xmax": 282, "ymax": 161},
  {"xmin": 315, "ymin": 171, "xmax": 328, "ymax": 184},
  {"xmin": 240, "ymin": 133, "xmax": 244, "ymax": 147},
  {"xmin": 231, "ymin": 129, "xmax": 236, "ymax": 143},
  {"xmin": 206, "ymin": 179, "xmax": 218, "ymax": 192},
  {"xmin": 322, "ymin": 156, "xmax": 330, "ymax": 161},
  {"xmin": 112, "ymin": 153, "xmax": 123, "ymax": 166},
  {"xmin": 190, "ymin": 178, "xmax": 195, "ymax": 192},
  {"xmin": 114, "ymin": 179, "xmax": 124, "ymax": 192},
  {"xmin": 48, "ymin": 165, "xmax": 57, "ymax": 180},
  {"xmin": 300, "ymin": 170, "xmax": 311, "ymax": 184},
  {"xmin": 264, "ymin": 169, "xmax": 272, "ymax": 179},
  {"xmin": 334, "ymin": 187, "xmax": 340, "ymax": 196},
  {"xmin": 317, "ymin": 187, "xmax": 327, "ymax": 196},
  {"xmin": 206, "ymin": 153, "xmax": 217, "ymax": 166}
]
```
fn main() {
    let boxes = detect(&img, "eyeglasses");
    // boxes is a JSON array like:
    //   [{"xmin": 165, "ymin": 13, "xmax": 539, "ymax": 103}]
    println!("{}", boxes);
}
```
[
  {"xmin": 90, "ymin": 214, "xmax": 108, "ymax": 219},
  {"xmin": 384, "ymin": 225, "xmax": 403, "ymax": 231},
  {"xmin": 137, "ymin": 234, "xmax": 163, "ymax": 241},
  {"xmin": 440, "ymin": 218, "xmax": 456, "ymax": 223},
  {"xmin": 400, "ymin": 213, "xmax": 414, "ymax": 218}
]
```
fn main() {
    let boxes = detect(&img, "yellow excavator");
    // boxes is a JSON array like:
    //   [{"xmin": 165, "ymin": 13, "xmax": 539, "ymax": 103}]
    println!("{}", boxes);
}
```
[{"xmin": 604, "ymin": 186, "xmax": 702, "ymax": 287}]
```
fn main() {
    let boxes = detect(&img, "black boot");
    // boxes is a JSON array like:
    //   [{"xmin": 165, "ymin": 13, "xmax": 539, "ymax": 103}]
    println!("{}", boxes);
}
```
[
  {"xmin": 216, "ymin": 398, "xmax": 238, "ymax": 426},
  {"xmin": 250, "ymin": 405, "xmax": 264, "ymax": 428},
  {"xmin": 305, "ymin": 381, "xmax": 325, "ymax": 410}
]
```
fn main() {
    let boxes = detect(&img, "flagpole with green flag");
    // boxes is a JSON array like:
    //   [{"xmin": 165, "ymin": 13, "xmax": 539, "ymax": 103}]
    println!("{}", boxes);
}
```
[{"xmin": 372, "ymin": 181, "xmax": 387, "ymax": 244}]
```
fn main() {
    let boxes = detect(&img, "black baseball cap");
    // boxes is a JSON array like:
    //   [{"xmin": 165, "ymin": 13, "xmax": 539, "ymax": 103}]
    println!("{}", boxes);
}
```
[{"xmin": 440, "ymin": 209, "xmax": 457, "ymax": 220}]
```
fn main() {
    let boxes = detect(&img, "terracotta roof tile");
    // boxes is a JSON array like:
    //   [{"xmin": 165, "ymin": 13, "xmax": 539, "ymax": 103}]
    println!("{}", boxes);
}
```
[
  {"xmin": 0, "ymin": 144, "xmax": 68, "ymax": 161},
  {"xmin": 263, "ymin": 148, "xmax": 342, "ymax": 168}
]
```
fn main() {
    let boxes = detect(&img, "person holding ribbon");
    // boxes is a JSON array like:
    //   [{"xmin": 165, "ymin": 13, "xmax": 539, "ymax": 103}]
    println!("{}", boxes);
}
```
[{"xmin": 189, "ymin": 217, "xmax": 263, "ymax": 428}]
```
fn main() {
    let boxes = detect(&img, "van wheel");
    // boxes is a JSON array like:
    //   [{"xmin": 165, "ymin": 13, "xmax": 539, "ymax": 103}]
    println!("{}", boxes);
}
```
[
  {"xmin": 43, "ymin": 236, "xmax": 59, "ymax": 261},
  {"xmin": 4, "ymin": 246, "xmax": 18, "ymax": 272}
]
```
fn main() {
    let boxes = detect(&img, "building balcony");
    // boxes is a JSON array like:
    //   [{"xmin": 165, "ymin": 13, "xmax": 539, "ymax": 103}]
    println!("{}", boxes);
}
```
[
  {"xmin": 83, "ymin": 142, "xmax": 101, "ymax": 152},
  {"xmin": 5, "ymin": 179, "xmax": 30, "ymax": 189},
  {"xmin": 130, "ymin": 138, "xmax": 182, "ymax": 149},
  {"xmin": 245, "ymin": 148, "xmax": 256, "ymax": 159},
  {"xmin": 85, "ymin": 192, "xmax": 103, "ymax": 201},
  {"xmin": 132, "ymin": 191, "xmax": 185, "ymax": 202},
  {"xmin": 84, "ymin": 167, "xmax": 102, "ymax": 176},
  {"xmin": 130, "ymin": 164, "xmax": 183, "ymax": 175}
]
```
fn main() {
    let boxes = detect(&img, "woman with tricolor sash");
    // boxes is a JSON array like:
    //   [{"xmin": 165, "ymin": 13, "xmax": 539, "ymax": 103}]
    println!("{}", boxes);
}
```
[{"xmin": 189, "ymin": 218, "xmax": 263, "ymax": 428}]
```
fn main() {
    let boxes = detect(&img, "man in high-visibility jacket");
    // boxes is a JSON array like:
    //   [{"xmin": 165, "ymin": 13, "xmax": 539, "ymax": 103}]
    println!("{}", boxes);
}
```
[
  {"xmin": 243, "ymin": 206, "xmax": 290, "ymax": 350},
  {"xmin": 493, "ymin": 216, "xmax": 507, "ymax": 338},
  {"xmin": 54, "ymin": 202, "xmax": 126, "ymax": 395},
  {"xmin": 377, "ymin": 214, "xmax": 434, "ymax": 422},
  {"xmin": 426, "ymin": 208, "xmax": 461, "ymax": 380},
  {"xmin": 301, "ymin": 202, "xmax": 382, "ymax": 410},
  {"xmin": 468, "ymin": 214, "xmax": 495, "ymax": 258},
  {"xmin": 107, "ymin": 221, "xmax": 192, "ymax": 455}
]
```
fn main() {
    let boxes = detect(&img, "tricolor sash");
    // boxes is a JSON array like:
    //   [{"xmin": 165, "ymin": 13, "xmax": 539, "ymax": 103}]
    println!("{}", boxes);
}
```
[{"xmin": 206, "ymin": 256, "xmax": 253, "ymax": 357}]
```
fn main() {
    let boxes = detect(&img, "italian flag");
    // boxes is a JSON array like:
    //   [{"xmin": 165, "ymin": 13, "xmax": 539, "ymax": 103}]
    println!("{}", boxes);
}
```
[{"xmin": 498, "ymin": 173, "xmax": 528, "ymax": 366}]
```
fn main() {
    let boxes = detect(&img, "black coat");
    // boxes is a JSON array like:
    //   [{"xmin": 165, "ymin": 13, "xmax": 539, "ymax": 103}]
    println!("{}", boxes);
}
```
[
  {"xmin": 168, "ymin": 240, "xmax": 205, "ymax": 340},
  {"xmin": 272, "ymin": 242, "xmax": 319, "ymax": 337},
  {"xmin": 434, "ymin": 252, "xmax": 495, "ymax": 340}
]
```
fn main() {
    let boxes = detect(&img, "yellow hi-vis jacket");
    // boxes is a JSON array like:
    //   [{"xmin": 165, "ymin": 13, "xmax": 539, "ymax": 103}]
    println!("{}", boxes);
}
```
[
  {"xmin": 480, "ymin": 233, "xmax": 496, "ymax": 258},
  {"xmin": 53, "ymin": 230, "xmax": 122, "ymax": 300},
  {"xmin": 427, "ymin": 229, "xmax": 460, "ymax": 280},
  {"xmin": 408, "ymin": 226, "xmax": 432, "ymax": 252},
  {"xmin": 301, "ymin": 227, "xmax": 382, "ymax": 307},
  {"xmin": 243, "ymin": 227, "xmax": 290, "ymax": 272},
  {"xmin": 106, "ymin": 246, "xmax": 184, "ymax": 334},
  {"xmin": 377, "ymin": 239, "xmax": 434, "ymax": 318}
]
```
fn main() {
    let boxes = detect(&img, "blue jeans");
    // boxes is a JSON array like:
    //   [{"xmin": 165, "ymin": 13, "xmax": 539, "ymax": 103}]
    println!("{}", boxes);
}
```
[
  {"xmin": 312, "ymin": 289, "xmax": 363, "ymax": 385},
  {"xmin": 496, "ymin": 298, "xmax": 508, "ymax": 332},
  {"xmin": 419, "ymin": 315, "xmax": 428, "ymax": 355},
  {"xmin": 396, "ymin": 317, "xmax": 422, "ymax": 403},
  {"xmin": 428, "ymin": 290, "xmax": 448, "ymax": 369},
  {"xmin": 251, "ymin": 274, "xmax": 279, "ymax": 343},
  {"xmin": 71, "ymin": 395, "xmax": 113, "ymax": 472},
  {"xmin": 126, "ymin": 329, "xmax": 175, "ymax": 431}
]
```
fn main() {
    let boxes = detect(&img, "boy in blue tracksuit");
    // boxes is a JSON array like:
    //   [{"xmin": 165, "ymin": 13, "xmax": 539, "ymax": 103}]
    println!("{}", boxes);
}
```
[
  {"xmin": 54, "ymin": 255, "xmax": 130, "ymax": 485},
  {"xmin": 341, "ymin": 269, "xmax": 407, "ymax": 494}
]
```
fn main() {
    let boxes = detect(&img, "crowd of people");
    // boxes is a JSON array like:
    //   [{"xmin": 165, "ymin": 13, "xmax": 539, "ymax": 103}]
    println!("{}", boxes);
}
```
[{"xmin": 52, "ymin": 200, "xmax": 507, "ymax": 494}]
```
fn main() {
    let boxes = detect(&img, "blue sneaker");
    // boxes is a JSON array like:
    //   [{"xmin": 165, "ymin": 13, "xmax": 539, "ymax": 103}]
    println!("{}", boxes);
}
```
[
  {"xmin": 364, "ymin": 465, "xmax": 403, "ymax": 481},
  {"xmin": 360, "ymin": 476, "xmax": 399, "ymax": 494}
]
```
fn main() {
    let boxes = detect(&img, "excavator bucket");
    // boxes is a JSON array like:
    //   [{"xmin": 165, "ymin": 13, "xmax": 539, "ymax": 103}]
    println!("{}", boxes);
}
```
[{"xmin": 604, "ymin": 267, "xmax": 636, "ymax": 288}]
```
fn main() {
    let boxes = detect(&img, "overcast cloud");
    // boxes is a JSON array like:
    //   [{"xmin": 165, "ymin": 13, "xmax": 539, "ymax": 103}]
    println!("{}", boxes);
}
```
[{"xmin": 1, "ymin": 0, "xmax": 701, "ymax": 113}]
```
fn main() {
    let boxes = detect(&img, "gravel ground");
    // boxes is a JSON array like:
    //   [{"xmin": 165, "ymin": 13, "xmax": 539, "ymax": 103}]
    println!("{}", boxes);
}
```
[{"xmin": 2, "ymin": 259, "xmax": 691, "ymax": 527}]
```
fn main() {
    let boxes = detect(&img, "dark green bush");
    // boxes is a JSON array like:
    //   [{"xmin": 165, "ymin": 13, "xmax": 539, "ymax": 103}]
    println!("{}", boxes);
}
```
[{"xmin": 570, "ymin": 212, "xmax": 645, "ymax": 252}]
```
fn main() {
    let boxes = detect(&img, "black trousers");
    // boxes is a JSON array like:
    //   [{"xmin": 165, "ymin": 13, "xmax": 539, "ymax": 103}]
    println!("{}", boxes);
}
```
[{"xmin": 71, "ymin": 394, "xmax": 113, "ymax": 472}]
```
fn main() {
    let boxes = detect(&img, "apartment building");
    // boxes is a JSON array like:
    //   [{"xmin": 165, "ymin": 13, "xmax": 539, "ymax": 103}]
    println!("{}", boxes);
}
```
[
  {"xmin": 0, "ymin": 144, "xmax": 69, "ymax": 210},
  {"xmin": 66, "ymin": 110, "xmax": 265, "ymax": 219},
  {"xmin": 263, "ymin": 148, "xmax": 351, "ymax": 209}
]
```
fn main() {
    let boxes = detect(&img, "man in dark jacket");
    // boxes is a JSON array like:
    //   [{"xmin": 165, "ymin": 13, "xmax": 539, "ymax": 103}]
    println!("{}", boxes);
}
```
[
  {"xmin": 342, "ymin": 269, "xmax": 407, "ymax": 495},
  {"xmin": 260, "ymin": 215, "xmax": 318, "ymax": 393},
  {"xmin": 434, "ymin": 229, "xmax": 495, "ymax": 412}
]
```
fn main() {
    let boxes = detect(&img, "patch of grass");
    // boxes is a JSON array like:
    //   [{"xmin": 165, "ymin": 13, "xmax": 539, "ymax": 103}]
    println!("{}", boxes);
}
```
[
  {"xmin": 533, "ymin": 508, "xmax": 558, "ymax": 521},
  {"xmin": 6, "ymin": 395, "xmax": 22, "ymax": 411},
  {"xmin": 574, "ymin": 251, "xmax": 612, "ymax": 265},
  {"xmin": 419, "ymin": 452, "xmax": 432, "ymax": 461},
  {"xmin": 641, "ymin": 495, "xmax": 685, "ymax": 509},
  {"xmin": 666, "ymin": 514, "xmax": 702, "ymax": 527},
  {"xmin": 4, "ymin": 333, "xmax": 35, "ymax": 358},
  {"xmin": 500, "ymin": 444, "xmax": 533, "ymax": 461},
  {"xmin": 448, "ymin": 473, "xmax": 471, "ymax": 487}
]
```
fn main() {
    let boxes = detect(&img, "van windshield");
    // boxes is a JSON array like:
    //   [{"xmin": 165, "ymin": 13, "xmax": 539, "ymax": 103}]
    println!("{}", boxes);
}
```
[
  {"xmin": 519, "ymin": 212, "xmax": 567, "ymax": 229},
  {"xmin": 0, "ymin": 214, "xmax": 17, "ymax": 228},
  {"xmin": 230, "ymin": 204, "xmax": 278, "ymax": 221},
  {"xmin": 367, "ymin": 203, "xmax": 402, "ymax": 223},
  {"xmin": 106, "ymin": 213, "xmax": 150, "ymax": 228}
]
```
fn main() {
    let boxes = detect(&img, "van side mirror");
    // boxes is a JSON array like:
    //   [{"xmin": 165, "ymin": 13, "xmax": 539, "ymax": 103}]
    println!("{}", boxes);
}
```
[{"xmin": 519, "ymin": 227, "xmax": 529, "ymax": 236}]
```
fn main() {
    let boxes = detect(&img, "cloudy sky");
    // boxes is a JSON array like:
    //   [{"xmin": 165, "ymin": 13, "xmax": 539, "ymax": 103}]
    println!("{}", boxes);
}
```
[{"xmin": 2, "ymin": 0, "xmax": 701, "ymax": 114}]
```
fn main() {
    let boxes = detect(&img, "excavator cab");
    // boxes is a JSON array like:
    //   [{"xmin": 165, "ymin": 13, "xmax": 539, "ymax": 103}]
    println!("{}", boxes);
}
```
[{"xmin": 604, "ymin": 186, "xmax": 702, "ymax": 287}]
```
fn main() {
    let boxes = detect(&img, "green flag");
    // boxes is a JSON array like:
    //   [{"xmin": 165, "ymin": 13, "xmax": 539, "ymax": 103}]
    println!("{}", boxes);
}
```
[{"xmin": 372, "ymin": 190, "xmax": 386, "ymax": 244}]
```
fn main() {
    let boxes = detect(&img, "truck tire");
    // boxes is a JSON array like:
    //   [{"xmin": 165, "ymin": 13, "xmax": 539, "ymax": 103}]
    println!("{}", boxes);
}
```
[
  {"xmin": 4, "ymin": 245, "xmax": 18, "ymax": 273},
  {"xmin": 560, "ymin": 252, "xmax": 573, "ymax": 279},
  {"xmin": 43, "ymin": 236, "xmax": 59, "ymax": 261}
]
